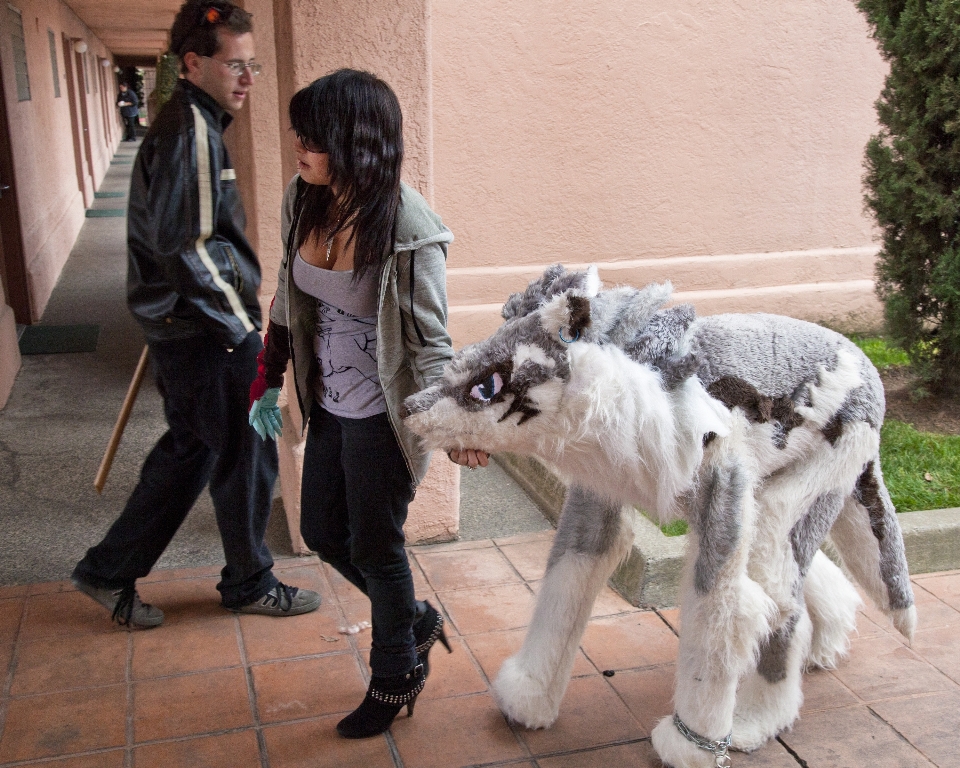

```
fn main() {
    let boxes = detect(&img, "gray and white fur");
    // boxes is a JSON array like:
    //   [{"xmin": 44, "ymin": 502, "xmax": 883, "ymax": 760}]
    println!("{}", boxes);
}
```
[{"xmin": 401, "ymin": 265, "xmax": 916, "ymax": 768}]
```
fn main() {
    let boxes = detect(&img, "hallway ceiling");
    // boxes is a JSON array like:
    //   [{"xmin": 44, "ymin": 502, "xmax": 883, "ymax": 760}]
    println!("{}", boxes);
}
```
[{"xmin": 63, "ymin": 0, "xmax": 182, "ymax": 60}]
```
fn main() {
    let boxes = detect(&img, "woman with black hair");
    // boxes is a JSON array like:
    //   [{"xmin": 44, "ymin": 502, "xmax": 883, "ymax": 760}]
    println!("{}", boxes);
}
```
[{"xmin": 248, "ymin": 69, "xmax": 481, "ymax": 738}]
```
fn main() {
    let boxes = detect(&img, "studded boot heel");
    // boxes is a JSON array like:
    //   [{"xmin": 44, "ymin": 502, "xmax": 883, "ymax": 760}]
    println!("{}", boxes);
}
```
[
  {"xmin": 413, "ymin": 600, "xmax": 452, "ymax": 676},
  {"xmin": 336, "ymin": 663, "xmax": 426, "ymax": 739}
]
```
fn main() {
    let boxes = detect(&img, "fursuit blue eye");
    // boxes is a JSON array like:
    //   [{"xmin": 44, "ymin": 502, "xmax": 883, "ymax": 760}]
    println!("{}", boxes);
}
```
[{"xmin": 469, "ymin": 372, "xmax": 504, "ymax": 402}]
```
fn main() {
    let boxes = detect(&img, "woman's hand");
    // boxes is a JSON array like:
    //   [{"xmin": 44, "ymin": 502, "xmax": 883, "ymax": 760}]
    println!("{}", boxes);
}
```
[
  {"xmin": 447, "ymin": 448, "xmax": 489, "ymax": 470},
  {"xmin": 249, "ymin": 387, "xmax": 283, "ymax": 441}
]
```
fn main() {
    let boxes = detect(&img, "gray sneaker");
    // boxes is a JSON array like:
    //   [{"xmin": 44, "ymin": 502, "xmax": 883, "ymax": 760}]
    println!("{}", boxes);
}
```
[
  {"xmin": 71, "ymin": 577, "xmax": 164, "ymax": 628},
  {"xmin": 231, "ymin": 582, "xmax": 321, "ymax": 616}
]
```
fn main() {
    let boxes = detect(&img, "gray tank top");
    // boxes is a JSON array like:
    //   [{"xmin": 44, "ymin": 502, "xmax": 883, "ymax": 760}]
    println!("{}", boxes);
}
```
[{"xmin": 292, "ymin": 252, "xmax": 386, "ymax": 418}]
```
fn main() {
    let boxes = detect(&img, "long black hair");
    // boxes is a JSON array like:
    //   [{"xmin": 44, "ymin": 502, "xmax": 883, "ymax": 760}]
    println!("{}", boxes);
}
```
[{"xmin": 289, "ymin": 69, "xmax": 403, "ymax": 282}]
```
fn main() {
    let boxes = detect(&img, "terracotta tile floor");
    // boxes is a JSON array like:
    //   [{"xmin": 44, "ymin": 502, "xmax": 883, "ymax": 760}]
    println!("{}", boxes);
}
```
[{"xmin": 0, "ymin": 533, "xmax": 957, "ymax": 767}]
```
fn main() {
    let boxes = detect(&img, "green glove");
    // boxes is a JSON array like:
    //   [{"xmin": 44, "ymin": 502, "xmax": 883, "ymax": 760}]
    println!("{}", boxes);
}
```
[{"xmin": 249, "ymin": 387, "xmax": 283, "ymax": 441}]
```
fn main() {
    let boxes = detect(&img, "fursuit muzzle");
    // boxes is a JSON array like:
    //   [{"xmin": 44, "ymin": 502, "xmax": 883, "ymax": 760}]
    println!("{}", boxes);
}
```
[{"xmin": 401, "ymin": 265, "xmax": 916, "ymax": 768}]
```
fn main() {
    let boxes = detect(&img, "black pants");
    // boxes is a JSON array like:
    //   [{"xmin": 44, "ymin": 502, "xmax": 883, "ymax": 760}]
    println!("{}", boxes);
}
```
[
  {"xmin": 122, "ymin": 114, "xmax": 138, "ymax": 141},
  {"xmin": 73, "ymin": 331, "xmax": 280, "ymax": 608},
  {"xmin": 300, "ymin": 401, "xmax": 417, "ymax": 677}
]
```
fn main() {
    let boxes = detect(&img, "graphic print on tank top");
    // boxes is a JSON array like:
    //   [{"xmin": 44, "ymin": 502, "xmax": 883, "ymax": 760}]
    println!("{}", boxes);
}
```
[
  {"xmin": 293, "ymin": 253, "xmax": 387, "ymax": 418},
  {"xmin": 315, "ymin": 299, "xmax": 379, "ymax": 404}
]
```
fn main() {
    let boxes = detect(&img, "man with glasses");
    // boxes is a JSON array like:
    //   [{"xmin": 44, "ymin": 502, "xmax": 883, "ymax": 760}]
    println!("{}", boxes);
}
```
[{"xmin": 72, "ymin": 0, "xmax": 321, "ymax": 626}]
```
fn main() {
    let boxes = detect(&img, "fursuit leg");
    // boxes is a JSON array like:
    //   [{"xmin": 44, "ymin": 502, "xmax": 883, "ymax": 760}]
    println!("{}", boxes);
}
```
[
  {"xmin": 728, "ymin": 416, "xmax": 877, "ymax": 751},
  {"xmin": 652, "ymin": 459, "xmax": 778, "ymax": 768},
  {"xmin": 804, "ymin": 550, "xmax": 861, "ymax": 669},
  {"xmin": 492, "ymin": 485, "xmax": 633, "ymax": 729},
  {"xmin": 731, "ymin": 606, "xmax": 812, "ymax": 752},
  {"xmin": 729, "ymin": 549, "xmax": 860, "ymax": 752},
  {"xmin": 652, "ymin": 567, "xmax": 778, "ymax": 767}
]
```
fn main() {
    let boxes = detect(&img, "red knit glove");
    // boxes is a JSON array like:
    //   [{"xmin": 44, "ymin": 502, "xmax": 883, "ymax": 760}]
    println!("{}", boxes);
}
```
[{"xmin": 249, "ymin": 319, "xmax": 291, "ymax": 408}]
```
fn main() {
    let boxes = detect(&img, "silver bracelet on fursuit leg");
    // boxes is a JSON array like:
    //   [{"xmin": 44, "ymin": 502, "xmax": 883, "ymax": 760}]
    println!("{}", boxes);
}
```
[{"xmin": 673, "ymin": 713, "xmax": 733, "ymax": 768}]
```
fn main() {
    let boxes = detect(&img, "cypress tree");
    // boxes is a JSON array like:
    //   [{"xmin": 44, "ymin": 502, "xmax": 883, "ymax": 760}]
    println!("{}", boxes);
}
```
[{"xmin": 858, "ymin": 0, "xmax": 960, "ymax": 390}]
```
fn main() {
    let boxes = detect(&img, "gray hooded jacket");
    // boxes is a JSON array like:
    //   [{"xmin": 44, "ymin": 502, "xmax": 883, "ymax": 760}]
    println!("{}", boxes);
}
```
[{"xmin": 271, "ymin": 176, "xmax": 454, "ymax": 485}]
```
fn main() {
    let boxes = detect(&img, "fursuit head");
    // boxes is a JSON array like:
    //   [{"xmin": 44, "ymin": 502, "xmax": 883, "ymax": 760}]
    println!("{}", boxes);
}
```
[{"xmin": 401, "ymin": 265, "xmax": 916, "ymax": 768}]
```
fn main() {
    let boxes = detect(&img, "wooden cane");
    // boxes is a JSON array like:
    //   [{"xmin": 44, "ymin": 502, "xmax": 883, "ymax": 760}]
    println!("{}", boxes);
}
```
[{"xmin": 94, "ymin": 345, "xmax": 150, "ymax": 494}]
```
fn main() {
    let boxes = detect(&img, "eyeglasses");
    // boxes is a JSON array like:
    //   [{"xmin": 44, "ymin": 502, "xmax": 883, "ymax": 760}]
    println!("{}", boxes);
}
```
[
  {"xmin": 295, "ymin": 133, "xmax": 327, "ymax": 154},
  {"xmin": 202, "ymin": 56, "xmax": 262, "ymax": 77}
]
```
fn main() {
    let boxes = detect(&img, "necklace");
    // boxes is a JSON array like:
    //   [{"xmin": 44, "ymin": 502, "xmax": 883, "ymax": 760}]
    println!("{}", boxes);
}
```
[{"xmin": 323, "ymin": 237, "xmax": 334, "ymax": 264}]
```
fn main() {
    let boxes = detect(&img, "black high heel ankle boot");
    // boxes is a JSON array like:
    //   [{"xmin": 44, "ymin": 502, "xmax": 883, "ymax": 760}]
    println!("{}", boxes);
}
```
[
  {"xmin": 336, "ymin": 663, "xmax": 426, "ymax": 739},
  {"xmin": 413, "ymin": 600, "xmax": 452, "ymax": 675}
]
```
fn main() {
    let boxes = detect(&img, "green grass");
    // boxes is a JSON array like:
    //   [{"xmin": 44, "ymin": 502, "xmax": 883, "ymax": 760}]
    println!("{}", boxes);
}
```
[
  {"xmin": 849, "ymin": 335, "xmax": 911, "ymax": 370},
  {"xmin": 659, "ymin": 519, "xmax": 689, "ymax": 537},
  {"xmin": 880, "ymin": 419, "xmax": 960, "ymax": 512},
  {"xmin": 850, "ymin": 336, "xmax": 960, "ymax": 511}
]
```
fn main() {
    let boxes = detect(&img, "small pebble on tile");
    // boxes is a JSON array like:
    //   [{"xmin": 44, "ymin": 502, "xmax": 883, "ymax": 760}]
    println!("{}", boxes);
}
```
[{"xmin": 603, "ymin": 670, "xmax": 615, "ymax": 677}]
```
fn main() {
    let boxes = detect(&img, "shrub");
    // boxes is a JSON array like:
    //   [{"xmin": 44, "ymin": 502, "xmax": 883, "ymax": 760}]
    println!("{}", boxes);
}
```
[
  {"xmin": 857, "ymin": 0, "xmax": 960, "ymax": 391},
  {"xmin": 154, "ymin": 53, "xmax": 179, "ymax": 112}
]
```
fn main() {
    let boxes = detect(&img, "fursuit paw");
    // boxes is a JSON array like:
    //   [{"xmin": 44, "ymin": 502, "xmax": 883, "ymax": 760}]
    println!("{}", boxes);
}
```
[
  {"xmin": 730, "ymin": 680, "xmax": 801, "ymax": 753},
  {"xmin": 491, "ymin": 654, "xmax": 561, "ymax": 729},
  {"xmin": 730, "ymin": 712, "xmax": 786, "ymax": 754},
  {"xmin": 651, "ymin": 717, "xmax": 725, "ymax": 768}
]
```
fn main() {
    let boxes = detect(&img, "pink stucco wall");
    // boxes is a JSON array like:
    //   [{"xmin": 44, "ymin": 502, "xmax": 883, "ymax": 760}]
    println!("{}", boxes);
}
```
[
  {"xmin": 239, "ymin": 0, "xmax": 284, "ymax": 302},
  {"xmin": 271, "ymin": 0, "xmax": 433, "ymax": 199},
  {"xmin": 431, "ymin": 0, "xmax": 888, "ymax": 338},
  {"xmin": 0, "ymin": 289, "xmax": 19, "ymax": 408},
  {"xmin": 0, "ymin": 0, "xmax": 119, "ymax": 322},
  {"xmin": 433, "ymin": 0, "xmax": 885, "ymax": 265}
]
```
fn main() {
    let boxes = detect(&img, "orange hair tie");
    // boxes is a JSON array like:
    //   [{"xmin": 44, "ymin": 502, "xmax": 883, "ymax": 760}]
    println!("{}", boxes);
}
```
[{"xmin": 204, "ymin": 7, "xmax": 221, "ymax": 23}]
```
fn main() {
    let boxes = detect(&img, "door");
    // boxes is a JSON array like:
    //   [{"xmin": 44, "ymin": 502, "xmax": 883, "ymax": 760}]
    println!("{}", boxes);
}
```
[
  {"xmin": 0, "ymin": 53, "xmax": 30, "ymax": 323},
  {"xmin": 74, "ymin": 51, "xmax": 95, "ymax": 201},
  {"xmin": 61, "ymin": 34, "xmax": 86, "ymax": 200}
]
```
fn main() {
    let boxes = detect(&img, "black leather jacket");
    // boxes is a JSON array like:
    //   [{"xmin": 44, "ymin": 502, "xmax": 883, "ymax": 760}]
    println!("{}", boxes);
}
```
[{"xmin": 127, "ymin": 79, "xmax": 262, "ymax": 347}]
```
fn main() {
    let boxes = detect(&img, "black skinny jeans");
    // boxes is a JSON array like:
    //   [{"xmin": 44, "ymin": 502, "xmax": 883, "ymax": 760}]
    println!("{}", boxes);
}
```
[
  {"xmin": 73, "ymin": 331, "xmax": 279, "ymax": 608},
  {"xmin": 300, "ymin": 401, "xmax": 418, "ymax": 677}
]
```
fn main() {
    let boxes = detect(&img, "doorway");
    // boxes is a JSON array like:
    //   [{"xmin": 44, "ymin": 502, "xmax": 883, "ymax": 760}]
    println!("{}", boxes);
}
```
[
  {"xmin": 0, "ymin": 53, "xmax": 30, "ymax": 323},
  {"xmin": 61, "ymin": 34, "xmax": 87, "ymax": 202}
]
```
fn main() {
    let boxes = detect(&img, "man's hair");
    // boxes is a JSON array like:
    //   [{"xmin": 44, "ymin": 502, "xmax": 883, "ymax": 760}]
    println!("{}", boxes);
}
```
[{"xmin": 170, "ymin": 1, "xmax": 253, "ymax": 73}]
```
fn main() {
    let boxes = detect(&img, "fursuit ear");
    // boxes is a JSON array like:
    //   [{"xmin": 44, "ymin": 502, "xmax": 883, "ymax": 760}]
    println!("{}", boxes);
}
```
[
  {"xmin": 566, "ymin": 294, "xmax": 592, "ymax": 339},
  {"xmin": 540, "ymin": 287, "xmax": 595, "ymax": 342},
  {"xmin": 502, "ymin": 264, "xmax": 602, "ymax": 321},
  {"xmin": 538, "ymin": 265, "xmax": 602, "ymax": 343},
  {"xmin": 555, "ymin": 266, "xmax": 601, "ymax": 340},
  {"xmin": 581, "ymin": 265, "xmax": 602, "ymax": 297}
]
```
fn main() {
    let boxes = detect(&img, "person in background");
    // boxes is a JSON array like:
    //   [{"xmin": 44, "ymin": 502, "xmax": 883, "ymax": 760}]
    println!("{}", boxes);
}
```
[
  {"xmin": 117, "ymin": 82, "xmax": 140, "ymax": 141},
  {"xmin": 72, "ymin": 0, "xmax": 321, "ymax": 628},
  {"xmin": 248, "ymin": 69, "xmax": 485, "ymax": 738}
]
